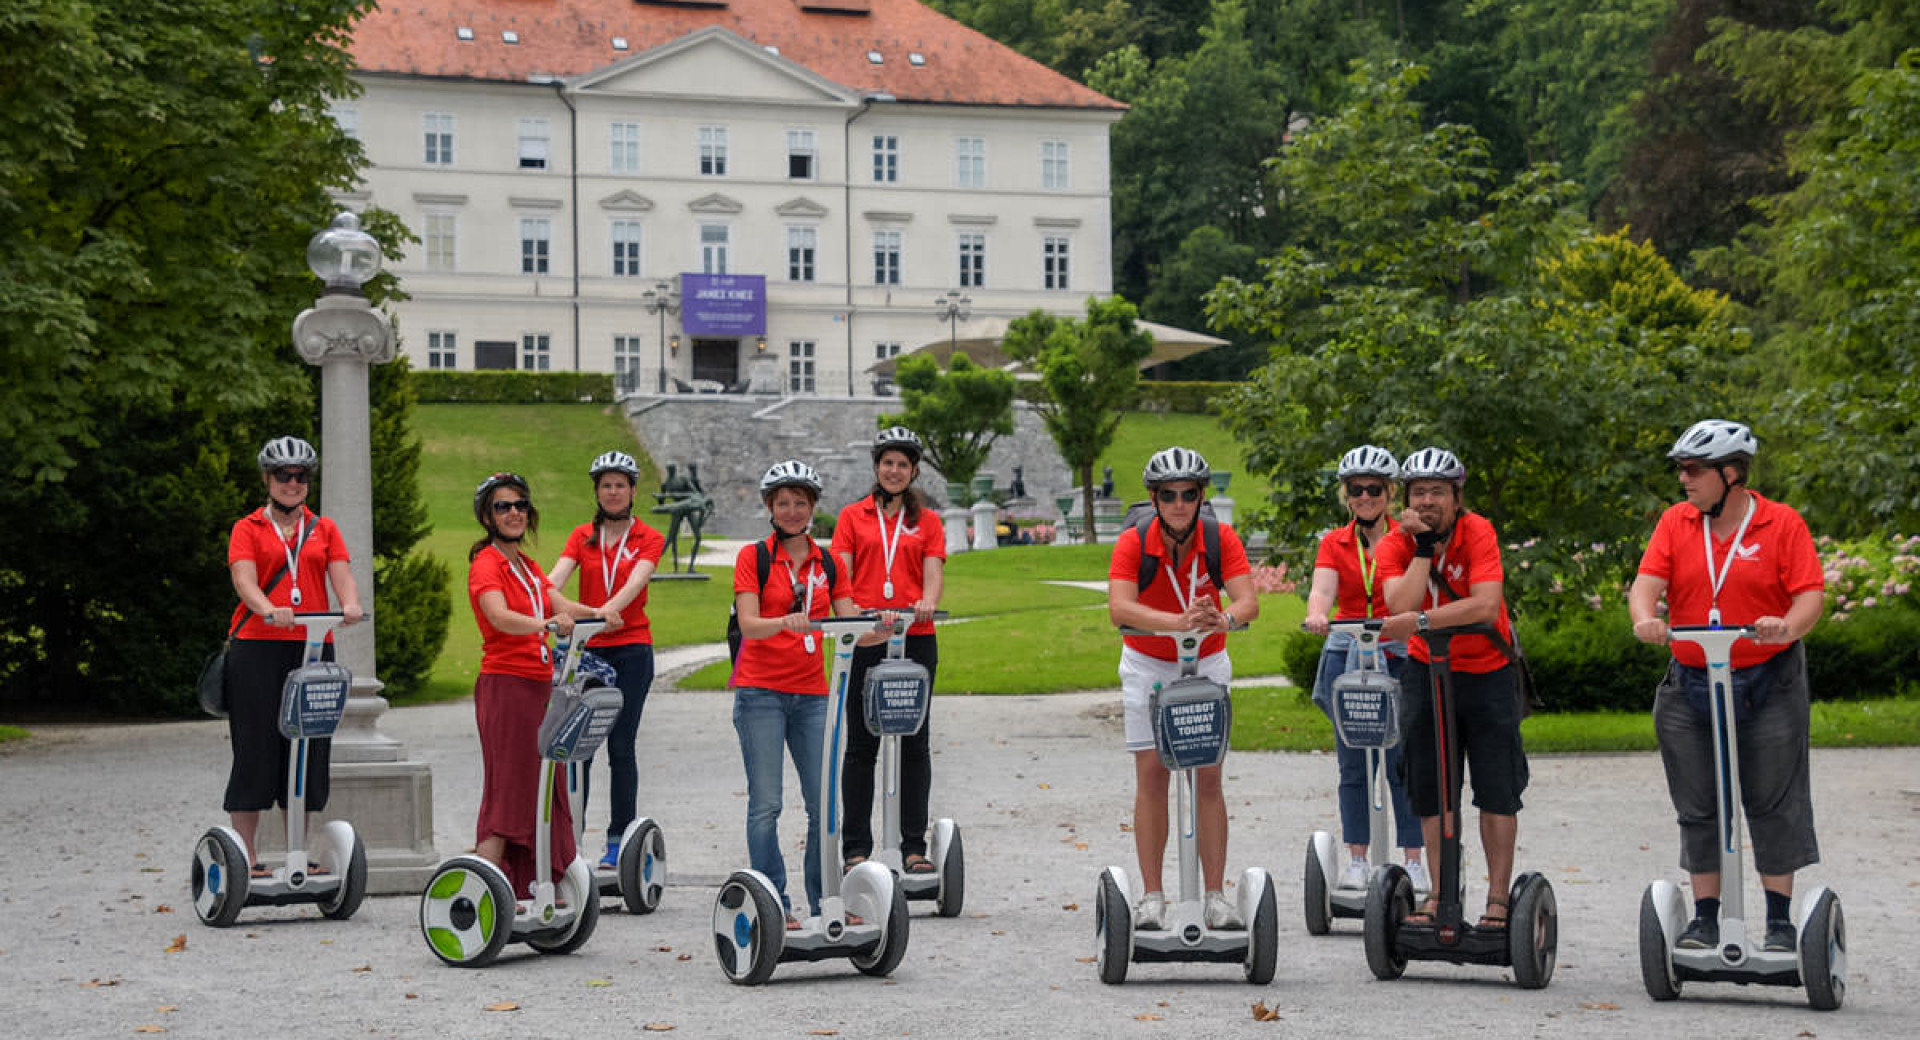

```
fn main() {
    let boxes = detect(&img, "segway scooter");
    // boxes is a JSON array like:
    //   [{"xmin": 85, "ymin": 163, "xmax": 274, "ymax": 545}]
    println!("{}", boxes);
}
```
[
  {"xmin": 191, "ymin": 611, "xmax": 368, "ymax": 928},
  {"xmin": 1638, "ymin": 625, "xmax": 1844, "ymax": 1010},
  {"xmin": 712, "ymin": 614, "xmax": 910, "ymax": 986},
  {"xmin": 561, "ymin": 653, "xmax": 667, "ymax": 916},
  {"xmin": 1303, "ymin": 619, "xmax": 1417, "ymax": 934},
  {"xmin": 420, "ymin": 620, "xmax": 622, "ymax": 967},
  {"xmin": 1093, "ymin": 625, "xmax": 1279, "ymax": 985},
  {"xmin": 862, "ymin": 610, "xmax": 964, "ymax": 916},
  {"xmin": 1362, "ymin": 624, "xmax": 1556, "ymax": 988}
]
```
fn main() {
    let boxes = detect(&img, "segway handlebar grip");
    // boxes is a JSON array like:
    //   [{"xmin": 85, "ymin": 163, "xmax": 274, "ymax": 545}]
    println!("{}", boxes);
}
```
[
  {"xmin": 1668, "ymin": 624, "xmax": 1759, "ymax": 637},
  {"xmin": 1118, "ymin": 621, "xmax": 1249, "ymax": 638}
]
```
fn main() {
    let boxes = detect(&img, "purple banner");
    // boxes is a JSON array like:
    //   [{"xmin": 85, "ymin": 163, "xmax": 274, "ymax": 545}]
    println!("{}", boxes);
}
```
[{"xmin": 680, "ymin": 273, "xmax": 766, "ymax": 337}]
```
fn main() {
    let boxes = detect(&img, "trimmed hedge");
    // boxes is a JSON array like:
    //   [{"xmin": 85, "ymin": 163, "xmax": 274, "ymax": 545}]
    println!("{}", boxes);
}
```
[
  {"xmin": 413, "ymin": 371, "xmax": 615, "ymax": 403},
  {"xmin": 1014, "ymin": 379, "xmax": 1239, "ymax": 414}
]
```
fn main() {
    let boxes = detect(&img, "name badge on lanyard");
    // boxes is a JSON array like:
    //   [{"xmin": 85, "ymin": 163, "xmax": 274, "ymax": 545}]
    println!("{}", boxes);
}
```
[
  {"xmin": 498, "ymin": 546, "xmax": 550, "ymax": 664},
  {"xmin": 786, "ymin": 557, "xmax": 817, "ymax": 654},
  {"xmin": 273, "ymin": 509, "xmax": 308, "ymax": 607},
  {"xmin": 878, "ymin": 505, "xmax": 908, "ymax": 603}
]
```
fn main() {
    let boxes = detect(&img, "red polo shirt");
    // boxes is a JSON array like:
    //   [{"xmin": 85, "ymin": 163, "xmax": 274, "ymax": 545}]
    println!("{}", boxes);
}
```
[
  {"xmin": 469, "ymin": 546, "xmax": 555, "ymax": 682},
  {"xmin": 1376, "ymin": 511, "xmax": 1515, "ymax": 674},
  {"xmin": 558, "ymin": 520, "xmax": 666, "ymax": 647},
  {"xmin": 1637, "ymin": 491, "xmax": 1824, "ymax": 668},
  {"xmin": 227, "ymin": 507, "xmax": 349, "ymax": 641},
  {"xmin": 831, "ymin": 496, "xmax": 947, "ymax": 636},
  {"xmin": 731, "ymin": 536, "xmax": 850, "ymax": 695},
  {"xmin": 1313, "ymin": 517, "xmax": 1400, "ymax": 620},
  {"xmin": 1108, "ymin": 516, "xmax": 1253, "ymax": 661}
]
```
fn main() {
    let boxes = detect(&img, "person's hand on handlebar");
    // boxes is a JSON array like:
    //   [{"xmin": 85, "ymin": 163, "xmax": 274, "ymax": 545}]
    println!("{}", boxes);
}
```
[
  {"xmin": 781, "ymin": 611, "xmax": 813, "ymax": 633},
  {"xmin": 912, "ymin": 598, "xmax": 938, "ymax": 626},
  {"xmin": 1302, "ymin": 610, "xmax": 1330, "ymax": 636},
  {"xmin": 1750, "ymin": 615, "xmax": 1793, "ymax": 644},
  {"xmin": 341, "ymin": 603, "xmax": 365, "ymax": 625},
  {"xmin": 546, "ymin": 614, "xmax": 576, "ymax": 638},
  {"xmin": 597, "ymin": 605, "xmax": 625, "ymax": 631},
  {"xmin": 1630, "ymin": 617, "xmax": 1669, "ymax": 645},
  {"xmin": 1181, "ymin": 600, "xmax": 1229, "ymax": 633},
  {"xmin": 263, "ymin": 605, "xmax": 297, "ymax": 628}
]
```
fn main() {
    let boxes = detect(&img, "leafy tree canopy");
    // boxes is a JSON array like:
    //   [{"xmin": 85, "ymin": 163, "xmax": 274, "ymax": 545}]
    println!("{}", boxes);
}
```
[{"xmin": 881, "ymin": 352, "xmax": 1017, "ymax": 491}]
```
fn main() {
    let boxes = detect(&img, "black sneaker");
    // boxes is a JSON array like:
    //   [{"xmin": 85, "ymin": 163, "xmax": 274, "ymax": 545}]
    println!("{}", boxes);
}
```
[
  {"xmin": 1676, "ymin": 916, "xmax": 1718, "ymax": 949},
  {"xmin": 1764, "ymin": 918, "xmax": 1797, "ymax": 952}
]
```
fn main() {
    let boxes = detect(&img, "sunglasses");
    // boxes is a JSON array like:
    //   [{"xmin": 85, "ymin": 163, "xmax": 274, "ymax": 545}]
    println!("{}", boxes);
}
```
[
  {"xmin": 1347, "ymin": 483, "xmax": 1387, "ymax": 498},
  {"xmin": 271, "ymin": 469, "xmax": 311, "ymax": 484},
  {"xmin": 1155, "ymin": 488, "xmax": 1201, "ymax": 504},
  {"xmin": 491, "ymin": 499, "xmax": 532, "ymax": 515},
  {"xmin": 1675, "ymin": 461, "xmax": 1713, "ymax": 478}
]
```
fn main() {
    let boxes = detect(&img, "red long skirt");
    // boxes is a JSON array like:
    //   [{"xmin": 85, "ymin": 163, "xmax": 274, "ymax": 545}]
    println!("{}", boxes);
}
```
[{"xmin": 474, "ymin": 673, "xmax": 576, "ymax": 898}]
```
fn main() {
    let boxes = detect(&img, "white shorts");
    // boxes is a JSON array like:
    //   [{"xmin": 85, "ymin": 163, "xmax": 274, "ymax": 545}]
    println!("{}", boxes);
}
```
[{"xmin": 1118, "ymin": 646, "xmax": 1233, "ymax": 752}]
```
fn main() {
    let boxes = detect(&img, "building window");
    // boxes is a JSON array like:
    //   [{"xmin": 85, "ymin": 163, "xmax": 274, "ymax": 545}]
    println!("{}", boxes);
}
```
[
  {"xmin": 873, "ymin": 229, "xmax": 901, "ymax": 285},
  {"xmin": 521, "ymin": 218, "xmax": 551, "ymax": 275},
  {"xmin": 789, "ymin": 340, "xmax": 816, "ymax": 394},
  {"xmin": 787, "ymin": 129, "xmax": 816, "ymax": 179},
  {"xmin": 611, "ymin": 220, "xmax": 643, "ymax": 277},
  {"xmin": 1043, "ymin": 235, "xmax": 1071, "ymax": 290},
  {"xmin": 613, "ymin": 334, "xmax": 643, "ymax": 391},
  {"xmin": 427, "ymin": 330, "xmax": 457, "ymax": 370},
  {"xmin": 518, "ymin": 118, "xmax": 549, "ymax": 170},
  {"xmin": 872, "ymin": 134, "xmax": 898, "ymax": 183},
  {"xmin": 958, "ymin": 232, "xmax": 986, "ymax": 289},
  {"xmin": 1042, "ymin": 139, "xmax": 1070, "ymax": 190},
  {"xmin": 423, "ymin": 112, "xmax": 454, "ymax": 165},
  {"xmin": 610, "ymin": 122, "xmax": 640, "ymax": 174},
  {"xmin": 521, "ymin": 333, "xmax": 551, "ymax": 371},
  {"xmin": 699, "ymin": 125, "xmax": 728, "ymax": 176},
  {"xmin": 955, "ymin": 136, "xmax": 984, "ymax": 188},
  {"xmin": 700, "ymin": 223, "xmax": 730, "ymax": 274},
  {"xmin": 875, "ymin": 341, "xmax": 902, "ymax": 361},
  {"xmin": 331, "ymin": 105, "xmax": 359, "ymax": 140},
  {"xmin": 787, "ymin": 226, "xmax": 816, "ymax": 282},
  {"xmin": 424, "ymin": 213, "xmax": 456, "ymax": 272}
]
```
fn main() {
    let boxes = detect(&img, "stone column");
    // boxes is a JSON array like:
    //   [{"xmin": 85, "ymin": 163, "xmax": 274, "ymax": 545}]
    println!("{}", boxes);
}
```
[
  {"xmin": 942, "ymin": 507, "xmax": 970, "ymax": 555},
  {"xmin": 970, "ymin": 500, "xmax": 998, "ymax": 551}
]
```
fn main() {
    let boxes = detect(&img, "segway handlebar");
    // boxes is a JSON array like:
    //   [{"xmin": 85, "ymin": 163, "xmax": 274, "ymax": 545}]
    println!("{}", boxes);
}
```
[
  {"xmin": 1309, "ymin": 619, "xmax": 1384, "ymax": 634},
  {"xmin": 1668, "ymin": 624, "xmax": 1759, "ymax": 637},
  {"xmin": 1119, "ymin": 621, "xmax": 1249, "ymax": 638},
  {"xmin": 255, "ymin": 610, "xmax": 371, "ymax": 622}
]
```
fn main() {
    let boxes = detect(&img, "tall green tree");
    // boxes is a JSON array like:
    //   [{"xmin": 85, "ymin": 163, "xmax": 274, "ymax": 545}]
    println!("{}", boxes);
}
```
[
  {"xmin": 1002, "ymin": 298, "xmax": 1155, "ymax": 541},
  {"xmin": 0, "ymin": 0, "xmax": 373, "ymax": 711},
  {"xmin": 880, "ymin": 353, "xmax": 1017, "ymax": 494}
]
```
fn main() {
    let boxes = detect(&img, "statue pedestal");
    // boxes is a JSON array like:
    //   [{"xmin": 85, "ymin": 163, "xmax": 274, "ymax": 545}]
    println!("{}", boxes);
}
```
[
  {"xmin": 1211, "ymin": 495, "xmax": 1235, "ymax": 527},
  {"xmin": 942, "ymin": 508, "xmax": 970, "ymax": 554},
  {"xmin": 971, "ymin": 501, "xmax": 998, "ymax": 551}
]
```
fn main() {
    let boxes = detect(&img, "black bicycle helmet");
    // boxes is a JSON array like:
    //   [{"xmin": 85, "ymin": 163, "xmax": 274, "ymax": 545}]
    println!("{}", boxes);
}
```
[{"xmin": 473, "ymin": 472, "xmax": 532, "ymax": 524}]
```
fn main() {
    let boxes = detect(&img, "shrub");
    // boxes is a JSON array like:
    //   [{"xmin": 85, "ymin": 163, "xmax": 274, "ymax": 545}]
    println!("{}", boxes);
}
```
[{"xmin": 412, "ymin": 371, "xmax": 614, "ymax": 403}]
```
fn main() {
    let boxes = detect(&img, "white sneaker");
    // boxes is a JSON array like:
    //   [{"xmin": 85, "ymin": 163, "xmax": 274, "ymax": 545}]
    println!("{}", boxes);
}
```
[
  {"xmin": 1339, "ymin": 858, "xmax": 1372, "ymax": 890},
  {"xmin": 1204, "ymin": 890, "xmax": 1243, "ymax": 930},
  {"xmin": 1404, "ymin": 860, "xmax": 1432, "ymax": 895},
  {"xmin": 1133, "ymin": 891, "xmax": 1167, "ymax": 931}
]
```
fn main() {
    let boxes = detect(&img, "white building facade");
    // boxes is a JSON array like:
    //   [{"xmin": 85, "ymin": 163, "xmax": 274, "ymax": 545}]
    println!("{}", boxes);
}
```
[{"xmin": 339, "ymin": 3, "xmax": 1124, "ymax": 396}]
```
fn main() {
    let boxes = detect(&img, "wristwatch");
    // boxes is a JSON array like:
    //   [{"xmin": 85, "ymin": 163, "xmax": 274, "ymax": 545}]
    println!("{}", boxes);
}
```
[{"xmin": 1416, "ymin": 611, "xmax": 1430, "ymax": 633}]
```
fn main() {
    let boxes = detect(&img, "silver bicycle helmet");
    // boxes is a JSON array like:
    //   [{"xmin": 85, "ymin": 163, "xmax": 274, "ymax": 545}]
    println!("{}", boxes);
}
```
[
  {"xmin": 1142, "ymin": 446, "xmax": 1210, "ymax": 489},
  {"xmin": 473, "ymin": 472, "xmax": 532, "ymax": 524},
  {"xmin": 872, "ymin": 426, "xmax": 924, "ymax": 465},
  {"xmin": 1668, "ymin": 420, "xmax": 1757, "ymax": 463},
  {"xmin": 1400, "ymin": 447, "xmax": 1466, "ymax": 486},
  {"xmin": 258, "ymin": 435, "xmax": 318, "ymax": 472},
  {"xmin": 589, "ymin": 450, "xmax": 641, "ymax": 482},
  {"xmin": 760, "ymin": 460, "xmax": 822, "ymax": 498},
  {"xmin": 1337, "ymin": 445, "xmax": 1399, "ymax": 480}
]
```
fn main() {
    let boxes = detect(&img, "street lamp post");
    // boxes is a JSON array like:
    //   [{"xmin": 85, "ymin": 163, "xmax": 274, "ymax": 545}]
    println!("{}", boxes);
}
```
[
  {"xmin": 936, "ymin": 289, "xmax": 972, "ymax": 355},
  {"xmin": 643, "ymin": 279, "xmax": 680, "ymax": 393}
]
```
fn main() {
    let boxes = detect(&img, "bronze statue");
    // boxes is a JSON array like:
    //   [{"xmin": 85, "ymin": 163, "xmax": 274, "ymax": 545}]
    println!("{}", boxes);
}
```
[{"xmin": 651, "ymin": 462, "xmax": 713, "ymax": 575}]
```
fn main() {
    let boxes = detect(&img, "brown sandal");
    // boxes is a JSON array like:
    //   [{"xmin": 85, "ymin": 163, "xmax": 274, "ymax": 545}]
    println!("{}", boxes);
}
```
[
  {"xmin": 1479, "ymin": 896, "xmax": 1510, "ymax": 931},
  {"xmin": 1403, "ymin": 898, "xmax": 1439, "ymax": 926}
]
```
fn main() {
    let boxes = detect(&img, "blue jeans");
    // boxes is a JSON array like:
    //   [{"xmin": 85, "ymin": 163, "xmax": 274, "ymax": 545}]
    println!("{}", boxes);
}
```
[
  {"xmin": 580, "ymin": 643, "xmax": 655, "ymax": 845},
  {"xmin": 732, "ymin": 687, "xmax": 826, "ymax": 916},
  {"xmin": 1314, "ymin": 637, "xmax": 1422, "ymax": 851}
]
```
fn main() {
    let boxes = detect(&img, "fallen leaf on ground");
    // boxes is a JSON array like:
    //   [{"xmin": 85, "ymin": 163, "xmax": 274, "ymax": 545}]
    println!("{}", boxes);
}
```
[
  {"xmin": 1156, "ymin": 1001, "xmax": 1169, "ymax": 1007},
  {"xmin": 140, "ymin": 867, "xmax": 164, "ymax": 874},
  {"xmin": 132, "ymin": 1027, "xmax": 165, "ymax": 1034},
  {"xmin": 1038, "ymin": 782, "xmax": 1051, "ymax": 789},
  {"xmin": 1578, "ymin": 1002, "xmax": 1619, "ymax": 1011},
  {"xmin": 806, "ymin": 1031, "xmax": 838, "ymax": 1036},
  {"xmin": 1118, "ymin": 823, "xmax": 1133, "ymax": 832},
  {"xmin": 82, "ymin": 978, "xmax": 122, "ymax": 988},
  {"xmin": 1135, "ymin": 1013, "xmax": 1163, "ymax": 1021},
  {"xmin": 1074, "ymin": 842, "xmax": 1089, "ymax": 851},
  {"xmin": 641, "ymin": 1024, "xmax": 674, "ymax": 1032},
  {"xmin": 1251, "ymin": 1001, "xmax": 1281, "ymax": 1021},
  {"xmin": 155, "ymin": 1006, "xmax": 177, "ymax": 1014},
  {"xmin": 484, "ymin": 1001, "xmax": 519, "ymax": 1012},
  {"xmin": 586, "ymin": 978, "xmax": 612, "ymax": 988},
  {"xmin": 676, "ymin": 953, "xmax": 692, "ymax": 962},
  {"xmin": 1076, "ymin": 956, "xmax": 1097, "ymax": 964},
  {"xmin": 164, "ymin": 935, "xmax": 187, "ymax": 954},
  {"xmin": 991, "ymin": 930, "xmax": 1005, "ymax": 936},
  {"xmin": 653, "ymin": 944, "xmax": 673, "ymax": 952},
  {"xmin": 404, "ymin": 993, "xmax": 418, "ymax": 999},
  {"xmin": 1062, "ymin": 903, "xmax": 1079, "ymax": 911},
  {"xmin": 153, "ymin": 905, "xmax": 173, "ymax": 914},
  {"xmin": 351, "ymin": 964, "xmax": 372, "ymax": 974},
  {"xmin": 318, "ymin": 938, "xmax": 333, "ymax": 945}
]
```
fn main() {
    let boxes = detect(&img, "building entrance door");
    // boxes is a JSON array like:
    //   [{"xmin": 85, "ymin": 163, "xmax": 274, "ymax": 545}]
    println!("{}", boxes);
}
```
[{"xmin": 692, "ymin": 338, "xmax": 739, "ymax": 389}]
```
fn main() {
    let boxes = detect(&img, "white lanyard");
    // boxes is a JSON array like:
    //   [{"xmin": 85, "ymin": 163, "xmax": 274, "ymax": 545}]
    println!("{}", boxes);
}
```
[
  {"xmin": 268, "ymin": 508, "xmax": 309, "ymax": 608},
  {"xmin": 1701, "ymin": 496, "xmax": 1756, "ymax": 627},
  {"xmin": 876, "ymin": 501, "xmax": 906, "ymax": 601},
  {"xmin": 598, "ymin": 520, "xmax": 632, "ymax": 600},
  {"xmin": 783, "ymin": 551, "xmax": 818, "ymax": 654},
  {"xmin": 496, "ymin": 545, "xmax": 550, "ymax": 664},
  {"xmin": 1165, "ymin": 549, "xmax": 1203, "ymax": 614}
]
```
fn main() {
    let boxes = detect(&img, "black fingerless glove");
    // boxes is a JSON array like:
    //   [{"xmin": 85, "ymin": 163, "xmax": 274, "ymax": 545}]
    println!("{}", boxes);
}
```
[{"xmin": 1413, "ymin": 529, "xmax": 1441, "ymax": 558}]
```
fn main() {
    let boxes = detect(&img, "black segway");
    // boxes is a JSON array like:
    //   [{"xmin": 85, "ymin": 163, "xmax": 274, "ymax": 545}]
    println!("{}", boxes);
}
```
[
  {"xmin": 1639, "ymin": 625, "xmax": 1844, "ymax": 1010},
  {"xmin": 1362, "ymin": 624, "xmax": 1556, "ymax": 988},
  {"xmin": 711, "ymin": 615, "xmax": 910, "ymax": 986},
  {"xmin": 562, "ymin": 653, "xmax": 667, "ymax": 916},
  {"xmin": 191, "ymin": 612, "xmax": 368, "ymax": 928},
  {"xmin": 863, "ymin": 611, "xmax": 964, "ymax": 916},
  {"xmin": 419, "ymin": 620, "xmax": 622, "ymax": 967},
  {"xmin": 1093, "ymin": 625, "xmax": 1279, "ymax": 985}
]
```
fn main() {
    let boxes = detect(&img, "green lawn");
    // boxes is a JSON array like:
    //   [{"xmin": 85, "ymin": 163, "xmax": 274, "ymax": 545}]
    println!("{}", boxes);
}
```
[
  {"xmin": 1093, "ymin": 411, "xmax": 1268, "ymax": 510},
  {"xmin": 0, "ymin": 724, "xmax": 27, "ymax": 745}
]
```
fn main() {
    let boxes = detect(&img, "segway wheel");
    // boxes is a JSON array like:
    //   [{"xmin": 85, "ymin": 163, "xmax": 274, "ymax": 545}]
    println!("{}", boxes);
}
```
[
  {"xmin": 318, "ymin": 831, "xmax": 368, "ymax": 921},
  {"xmin": 1801, "ymin": 889, "xmax": 1846, "ymax": 1011},
  {"xmin": 1244, "ymin": 873, "xmax": 1280, "ymax": 985},
  {"xmin": 936, "ymin": 825, "xmax": 966, "ymax": 918},
  {"xmin": 618, "ymin": 819, "xmax": 666, "ymax": 916},
  {"xmin": 1638, "ymin": 887, "xmax": 1681, "ymax": 1001},
  {"xmin": 1302, "ymin": 838, "xmax": 1331, "ymax": 936},
  {"xmin": 528, "ymin": 860, "xmax": 601, "ymax": 955},
  {"xmin": 190, "ymin": 829, "xmax": 250, "ymax": 928},
  {"xmin": 853, "ymin": 879, "xmax": 912, "ymax": 977},
  {"xmin": 713, "ymin": 871, "xmax": 784, "ymax": 986},
  {"xmin": 420, "ymin": 856, "xmax": 515, "ymax": 968},
  {"xmin": 1508, "ymin": 873, "xmax": 1557, "ymax": 990},
  {"xmin": 1363, "ymin": 864, "xmax": 1411, "ymax": 981},
  {"xmin": 1095, "ymin": 871, "xmax": 1132, "ymax": 985}
]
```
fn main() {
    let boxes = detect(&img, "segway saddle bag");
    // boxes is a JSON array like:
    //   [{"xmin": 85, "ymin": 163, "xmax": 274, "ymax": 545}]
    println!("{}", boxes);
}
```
[
  {"xmin": 1151, "ymin": 675, "xmax": 1232, "ymax": 771},
  {"xmin": 1330, "ymin": 667, "xmax": 1401, "ymax": 750},
  {"xmin": 863, "ymin": 658, "xmax": 932, "ymax": 737},
  {"xmin": 278, "ymin": 661, "xmax": 354, "ymax": 740},
  {"xmin": 537, "ymin": 684, "xmax": 624, "ymax": 763}
]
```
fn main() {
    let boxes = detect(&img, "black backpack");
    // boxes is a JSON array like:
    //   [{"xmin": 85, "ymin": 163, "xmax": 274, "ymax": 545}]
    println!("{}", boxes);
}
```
[
  {"xmin": 1121, "ymin": 501, "xmax": 1223, "ymax": 593},
  {"xmin": 726, "ymin": 537, "xmax": 840, "ymax": 664}
]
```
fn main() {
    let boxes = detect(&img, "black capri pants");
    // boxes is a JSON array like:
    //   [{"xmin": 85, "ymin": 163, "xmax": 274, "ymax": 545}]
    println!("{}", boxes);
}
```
[
  {"xmin": 222, "ymin": 637, "xmax": 334, "ymax": 813},
  {"xmin": 1399, "ymin": 658, "xmax": 1528, "ymax": 817}
]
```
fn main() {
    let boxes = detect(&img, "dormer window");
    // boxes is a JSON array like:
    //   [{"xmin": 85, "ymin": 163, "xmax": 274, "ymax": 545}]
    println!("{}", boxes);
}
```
[
  {"xmin": 457, "ymin": 26, "xmax": 474, "ymax": 41},
  {"xmin": 909, "ymin": 53, "xmax": 925, "ymax": 66},
  {"xmin": 502, "ymin": 31, "xmax": 519, "ymax": 45},
  {"xmin": 612, "ymin": 37, "xmax": 629, "ymax": 51},
  {"xmin": 866, "ymin": 50, "xmax": 883, "ymax": 65}
]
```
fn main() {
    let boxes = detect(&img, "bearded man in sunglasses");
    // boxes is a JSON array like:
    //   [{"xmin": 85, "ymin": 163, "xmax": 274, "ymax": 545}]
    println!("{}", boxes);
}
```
[{"xmin": 1107, "ymin": 447, "xmax": 1260, "ymax": 932}]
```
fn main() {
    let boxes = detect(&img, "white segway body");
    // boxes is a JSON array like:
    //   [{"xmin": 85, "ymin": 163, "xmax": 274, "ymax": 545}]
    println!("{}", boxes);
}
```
[
  {"xmin": 560, "ymin": 650, "xmax": 669, "ymax": 915},
  {"xmin": 862, "ymin": 619, "xmax": 965, "ymax": 916},
  {"xmin": 1305, "ymin": 621, "xmax": 1408, "ymax": 933}
]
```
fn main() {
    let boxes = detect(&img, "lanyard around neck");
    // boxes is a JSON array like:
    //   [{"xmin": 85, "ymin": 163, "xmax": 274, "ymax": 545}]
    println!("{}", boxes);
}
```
[
  {"xmin": 1702, "ymin": 495, "xmax": 1756, "ymax": 626},
  {"xmin": 598, "ymin": 520, "xmax": 632, "ymax": 599},
  {"xmin": 267, "ymin": 507, "xmax": 309, "ymax": 608},
  {"xmin": 1351, "ymin": 520, "xmax": 1381, "ymax": 618},
  {"xmin": 876, "ymin": 501, "xmax": 907, "ymax": 600},
  {"xmin": 495, "ymin": 544, "xmax": 546, "ymax": 623}
]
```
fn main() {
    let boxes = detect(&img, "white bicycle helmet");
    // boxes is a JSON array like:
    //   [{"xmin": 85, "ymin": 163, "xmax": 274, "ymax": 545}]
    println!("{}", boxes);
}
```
[
  {"xmin": 872, "ymin": 426, "xmax": 924, "ymax": 464},
  {"xmin": 258, "ymin": 435, "xmax": 317, "ymax": 472},
  {"xmin": 589, "ymin": 450, "xmax": 641, "ymax": 481},
  {"xmin": 1142, "ymin": 446, "xmax": 1210, "ymax": 489},
  {"xmin": 1337, "ymin": 445, "xmax": 1399, "ymax": 480},
  {"xmin": 1668, "ymin": 420, "xmax": 1757, "ymax": 462},
  {"xmin": 1400, "ymin": 447, "xmax": 1466, "ymax": 486},
  {"xmin": 473, "ymin": 471, "xmax": 531, "ymax": 524},
  {"xmin": 760, "ymin": 460, "xmax": 822, "ymax": 497}
]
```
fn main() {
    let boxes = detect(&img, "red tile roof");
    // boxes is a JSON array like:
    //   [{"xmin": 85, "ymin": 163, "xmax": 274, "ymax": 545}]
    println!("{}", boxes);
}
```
[{"xmin": 348, "ymin": 0, "xmax": 1124, "ymax": 110}]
